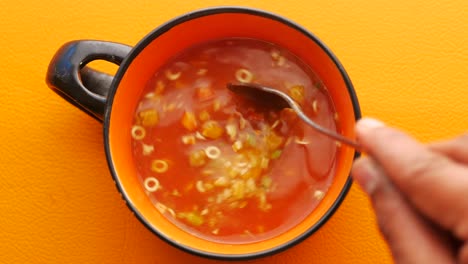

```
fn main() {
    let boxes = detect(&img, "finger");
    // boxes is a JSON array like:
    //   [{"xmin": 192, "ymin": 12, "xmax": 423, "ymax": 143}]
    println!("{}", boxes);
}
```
[
  {"xmin": 356, "ymin": 118, "xmax": 468, "ymax": 240},
  {"xmin": 352, "ymin": 157, "xmax": 456, "ymax": 263},
  {"xmin": 460, "ymin": 243, "xmax": 468, "ymax": 264},
  {"xmin": 428, "ymin": 134, "xmax": 468, "ymax": 164}
]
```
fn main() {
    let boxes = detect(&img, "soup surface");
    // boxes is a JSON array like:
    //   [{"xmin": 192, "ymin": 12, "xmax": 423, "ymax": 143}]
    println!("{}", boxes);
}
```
[{"xmin": 131, "ymin": 38, "xmax": 340, "ymax": 244}]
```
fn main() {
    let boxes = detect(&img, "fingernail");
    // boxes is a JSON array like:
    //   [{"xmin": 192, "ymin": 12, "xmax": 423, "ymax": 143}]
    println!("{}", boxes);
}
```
[
  {"xmin": 352, "ymin": 158, "xmax": 381, "ymax": 194},
  {"xmin": 357, "ymin": 118, "xmax": 385, "ymax": 133}
]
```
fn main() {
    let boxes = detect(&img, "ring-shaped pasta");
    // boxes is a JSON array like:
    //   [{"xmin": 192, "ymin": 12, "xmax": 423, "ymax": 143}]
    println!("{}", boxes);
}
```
[
  {"xmin": 131, "ymin": 125, "xmax": 146, "ymax": 140},
  {"xmin": 165, "ymin": 69, "xmax": 181, "ymax": 81},
  {"xmin": 205, "ymin": 146, "xmax": 221, "ymax": 159},
  {"xmin": 144, "ymin": 177, "xmax": 160, "ymax": 192},
  {"xmin": 235, "ymin": 69, "xmax": 253, "ymax": 83},
  {"xmin": 152, "ymin": 159, "xmax": 169, "ymax": 173}
]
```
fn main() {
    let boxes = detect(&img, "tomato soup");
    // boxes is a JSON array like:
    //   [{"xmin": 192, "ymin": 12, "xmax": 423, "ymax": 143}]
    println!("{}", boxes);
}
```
[{"xmin": 130, "ymin": 38, "xmax": 340, "ymax": 244}]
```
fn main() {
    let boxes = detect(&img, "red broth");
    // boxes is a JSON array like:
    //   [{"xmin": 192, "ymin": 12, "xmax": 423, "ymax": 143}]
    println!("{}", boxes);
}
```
[{"xmin": 131, "ymin": 38, "xmax": 340, "ymax": 244}]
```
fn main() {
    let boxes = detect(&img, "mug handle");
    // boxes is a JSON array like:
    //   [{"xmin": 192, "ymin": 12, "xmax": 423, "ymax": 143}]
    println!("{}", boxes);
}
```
[{"xmin": 46, "ymin": 40, "xmax": 132, "ymax": 121}]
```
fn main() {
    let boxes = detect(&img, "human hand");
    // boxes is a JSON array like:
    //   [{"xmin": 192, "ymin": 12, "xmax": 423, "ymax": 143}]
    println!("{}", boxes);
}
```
[{"xmin": 351, "ymin": 118, "xmax": 468, "ymax": 264}]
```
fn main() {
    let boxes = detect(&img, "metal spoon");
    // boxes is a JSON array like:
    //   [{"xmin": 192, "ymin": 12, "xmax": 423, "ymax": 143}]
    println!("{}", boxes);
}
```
[{"xmin": 227, "ymin": 82, "xmax": 360, "ymax": 150}]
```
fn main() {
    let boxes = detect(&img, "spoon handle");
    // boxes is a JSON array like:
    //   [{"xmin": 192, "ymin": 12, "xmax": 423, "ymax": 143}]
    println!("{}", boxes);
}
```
[{"xmin": 289, "ymin": 101, "xmax": 361, "ymax": 151}]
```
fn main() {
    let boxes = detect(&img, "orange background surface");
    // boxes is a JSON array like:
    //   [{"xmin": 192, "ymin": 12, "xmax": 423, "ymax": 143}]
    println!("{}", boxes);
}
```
[{"xmin": 1, "ymin": 0, "xmax": 467, "ymax": 263}]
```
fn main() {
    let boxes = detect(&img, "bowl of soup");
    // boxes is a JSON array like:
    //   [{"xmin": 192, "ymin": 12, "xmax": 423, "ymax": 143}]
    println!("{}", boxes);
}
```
[{"xmin": 46, "ymin": 6, "xmax": 360, "ymax": 260}]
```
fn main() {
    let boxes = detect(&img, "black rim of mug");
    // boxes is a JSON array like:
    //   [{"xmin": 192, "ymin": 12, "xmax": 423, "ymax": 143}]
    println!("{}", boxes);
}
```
[{"xmin": 103, "ymin": 6, "xmax": 361, "ymax": 260}]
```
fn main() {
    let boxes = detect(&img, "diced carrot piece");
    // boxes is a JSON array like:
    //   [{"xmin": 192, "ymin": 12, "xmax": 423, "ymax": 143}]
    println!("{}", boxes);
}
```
[
  {"xmin": 196, "ymin": 86, "xmax": 215, "ymax": 101},
  {"xmin": 189, "ymin": 150, "xmax": 206, "ymax": 167},
  {"xmin": 289, "ymin": 85, "xmax": 305, "ymax": 104},
  {"xmin": 181, "ymin": 111, "xmax": 198, "ymax": 131},
  {"xmin": 266, "ymin": 131, "xmax": 283, "ymax": 151},
  {"xmin": 155, "ymin": 80, "xmax": 165, "ymax": 95},
  {"xmin": 201, "ymin": 120, "xmax": 224, "ymax": 139},
  {"xmin": 139, "ymin": 109, "xmax": 159, "ymax": 127},
  {"xmin": 181, "ymin": 134, "xmax": 196, "ymax": 145},
  {"xmin": 213, "ymin": 100, "xmax": 222, "ymax": 112},
  {"xmin": 198, "ymin": 110, "xmax": 210, "ymax": 121}
]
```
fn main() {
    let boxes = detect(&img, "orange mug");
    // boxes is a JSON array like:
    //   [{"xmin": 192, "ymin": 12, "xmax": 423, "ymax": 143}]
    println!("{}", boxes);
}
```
[{"xmin": 46, "ymin": 6, "xmax": 360, "ymax": 260}]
